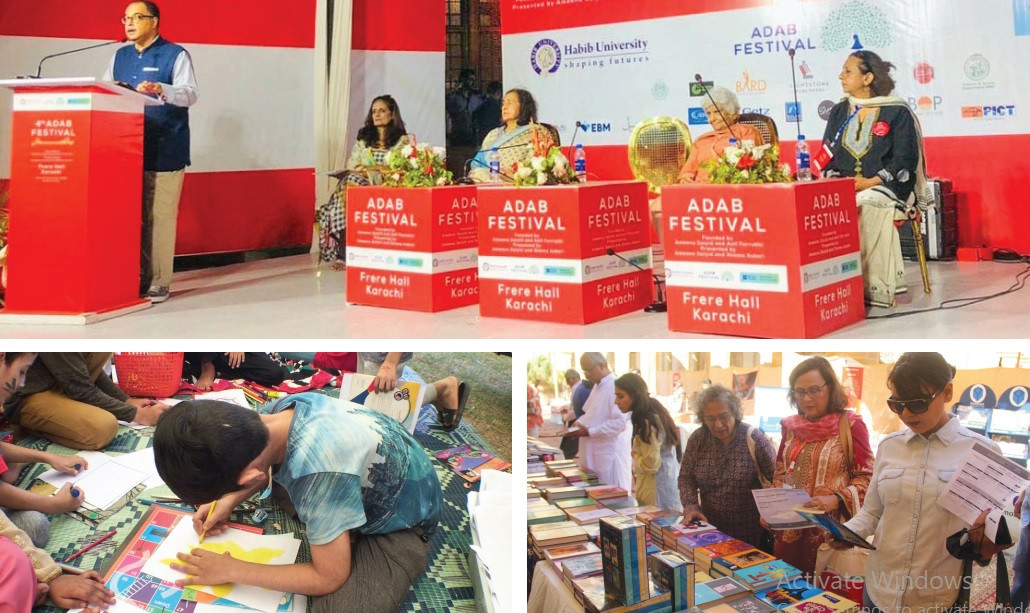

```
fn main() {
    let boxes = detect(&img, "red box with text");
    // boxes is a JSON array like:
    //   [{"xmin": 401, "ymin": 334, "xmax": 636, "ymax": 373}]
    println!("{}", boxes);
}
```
[
  {"xmin": 477, "ymin": 181, "xmax": 652, "ymax": 324},
  {"xmin": 661, "ymin": 179, "xmax": 864, "ymax": 338},
  {"xmin": 345, "ymin": 185, "xmax": 479, "ymax": 312}
]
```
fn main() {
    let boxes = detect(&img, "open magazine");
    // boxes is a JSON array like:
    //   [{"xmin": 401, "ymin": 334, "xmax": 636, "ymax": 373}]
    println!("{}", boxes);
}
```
[
  {"xmin": 435, "ymin": 444, "xmax": 511, "ymax": 483},
  {"xmin": 792, "ymin": 506, "xmax": 875, "ymax": 550}
]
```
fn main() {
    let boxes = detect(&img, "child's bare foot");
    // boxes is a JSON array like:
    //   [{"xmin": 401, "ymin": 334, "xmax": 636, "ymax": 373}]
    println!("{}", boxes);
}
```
[
  {"xmin": 1, "ymin": 462, "xmax": 26, "ymax": 484},
  {"xmin": 196, "ymin": 362, "xmax": 217, "ymax": 391}
]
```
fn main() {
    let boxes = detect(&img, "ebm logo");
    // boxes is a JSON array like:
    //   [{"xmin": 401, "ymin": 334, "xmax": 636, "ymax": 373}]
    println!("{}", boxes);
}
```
[{"xmin": 581, "ymin": 122, "xmax": 612, "ymax": 133}]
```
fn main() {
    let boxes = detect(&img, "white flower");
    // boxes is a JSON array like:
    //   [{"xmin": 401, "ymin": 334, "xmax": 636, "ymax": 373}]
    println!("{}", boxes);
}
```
[
  {"xmin": 436, "ymin": 176, "xmax": 448, "ymax": 185},
  {"xmin": 752, "ymin": 144, "xmax": 771, "ymax": 160},
  {"xmin": 401, "ymin": 145, "xmax": 414, "ymax": 157},
  {"xmin": 724, "ymin": 146, "xmax": 744, "ymax": 165},
  {"xmin": 740, "ymin": 170, "xmax": 750, "ymax": 179},
  {"xmin": 391, "ymin": 173, "xmax": 401, "ymax": 182},
  {"xmin": 432, "ymin": 146, "xmax": 446, "ymax": 159},
  {"xmin": 517, "ymin": 166, "xmax": 534, "ymax": 179},
  {"xmin": 409, "ymin": 158, "xmax": 420, "ymax": 169},
  {"xmin": 416, "ymin": 142, "xmax": 429, "ymax": 152},
  {"xmin": 530, "ymin": 156, "xmax": 546, "ymax": 171},
  {"xmin": 536, "ymin": 172, "xmax": 548, "ymax": 185},
  {"xmin": 553, "ymin": 157, "xmax": 567, "ymax": 172}
]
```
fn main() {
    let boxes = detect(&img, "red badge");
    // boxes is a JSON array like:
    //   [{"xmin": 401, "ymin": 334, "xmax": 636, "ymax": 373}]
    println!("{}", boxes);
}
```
[{"xmin": 872, "ymin": 121, "xmax": 890, "ymax": 137}]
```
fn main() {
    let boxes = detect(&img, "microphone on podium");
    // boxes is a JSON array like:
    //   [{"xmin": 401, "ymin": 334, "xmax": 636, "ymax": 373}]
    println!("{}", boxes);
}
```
[
  {"xmin": 29, "ymin": 39, "xmax": 126, "ymax": 79},
  {"xmin": 605, "ymin": 247, "xmax": 667, "ymax": 313},
  {"xmin": 787, "ymin": 48, "xmax": 802, "ymax": 140},
  {"xmin": 566, "ymin": 120, "xmax": 583, "ymax": 163},
  {"xmin": 694, "ymin": 73, "xmax": 739, "ymax": 142}
]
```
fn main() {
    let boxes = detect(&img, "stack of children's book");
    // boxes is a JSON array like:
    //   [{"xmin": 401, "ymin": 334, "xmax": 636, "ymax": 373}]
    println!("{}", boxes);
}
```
[{"xmin": 527, "ymin": 438, "xmax": 564, "ymax": 475}]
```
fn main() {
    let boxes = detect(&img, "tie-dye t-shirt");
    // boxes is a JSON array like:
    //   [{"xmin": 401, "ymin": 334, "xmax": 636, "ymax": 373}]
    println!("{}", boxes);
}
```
[{"xmin": 262, "ymin": 393, "xmax": 441, "ymax": 545}]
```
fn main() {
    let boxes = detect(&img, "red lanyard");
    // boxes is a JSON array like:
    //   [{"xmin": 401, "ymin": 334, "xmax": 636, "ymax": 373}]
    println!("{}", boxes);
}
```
[{"xmin": 787, "ymin": 441, "xmax": 808, "ymax": 474}]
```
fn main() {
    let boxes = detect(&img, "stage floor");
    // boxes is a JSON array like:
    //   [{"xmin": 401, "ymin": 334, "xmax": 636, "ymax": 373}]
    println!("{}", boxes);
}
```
[{"xmin": 0, "ymin": 252, "xmax": 1026, "ymax": 339}]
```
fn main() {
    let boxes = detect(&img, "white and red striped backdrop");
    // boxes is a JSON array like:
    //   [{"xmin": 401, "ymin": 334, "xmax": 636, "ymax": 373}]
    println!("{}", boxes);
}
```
[
  {"xmin": 1, "ymin": 0, "xmax": 447, "ymax": 255},
  {"xmin": 501, "ymin": 0, "xmax": 1030, "ymax": 253}
]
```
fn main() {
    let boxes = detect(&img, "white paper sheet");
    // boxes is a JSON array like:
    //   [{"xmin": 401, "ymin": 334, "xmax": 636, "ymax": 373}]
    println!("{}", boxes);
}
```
[
  {"xmin": 38, "ymin": 449, "xmax": 157, "ymax": 510},
  {"xmin": 142, "ymin": 520, "xmax": 301, "ymax": 613},
  {"xmin": 195, "ymin": 388, "xmax": 252, "ymax": 408},
  {"xmin": 937, "ymin": 442, "xmax": 1030, "ymax": 525},
  {"xmin": 70, "ymin": 598, "xmax": 146, "ymax": 613},
  {"xmin": 751, "ymin": 487, "xmax": 814, "ymax": 530},
  {"xmin": 36, "ymin": 450, "xmax": 112, "ymax": 488}
]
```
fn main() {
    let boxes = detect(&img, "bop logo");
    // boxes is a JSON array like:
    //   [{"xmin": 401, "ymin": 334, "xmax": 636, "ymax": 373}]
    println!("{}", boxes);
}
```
[
  {"xmin": 530, "ymin": 39, "xmax": 561, "ymax": 75},
  {"xmin": 913, "ymin": 62, "xmax": 935, "ymax": 85},
  {"xmin": 907, "ymin": 96, "xmax": 943, "ymax": 112},
  {"xmin": 688, "ymin": 107, "xmax": 709, "ymax": 125},
  {"xmin": 785, "ymin": 102, "xmax": 802, "ymax": 123}
]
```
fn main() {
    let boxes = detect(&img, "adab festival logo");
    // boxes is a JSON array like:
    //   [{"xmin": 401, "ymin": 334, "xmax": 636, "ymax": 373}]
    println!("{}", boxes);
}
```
[{"xmin": 820, "ymin": 1, "xmax": 893, "ymax": 51}]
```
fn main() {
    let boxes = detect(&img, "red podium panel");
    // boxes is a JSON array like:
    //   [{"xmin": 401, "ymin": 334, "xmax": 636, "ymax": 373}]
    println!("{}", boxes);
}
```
[
  {"xmin": 0, "ymin": 79, "xmax": 155, "ymax": 322},
  {"xmin": 477, "ymin": 181, "xmax": 652, "ymax": 324},
  {"xmin": 661, "ymin": 179, "xmax": 864, "ymax": 338},
  {"xmin": 345, "ymin": 185, "xmax": 478, "ymax": 311}
]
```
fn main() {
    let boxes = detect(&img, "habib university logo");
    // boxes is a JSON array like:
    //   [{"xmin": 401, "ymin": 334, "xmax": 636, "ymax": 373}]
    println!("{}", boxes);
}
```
[{"xmin": 531, "ymin": 39, "xmax": 561, "ymax": 75}]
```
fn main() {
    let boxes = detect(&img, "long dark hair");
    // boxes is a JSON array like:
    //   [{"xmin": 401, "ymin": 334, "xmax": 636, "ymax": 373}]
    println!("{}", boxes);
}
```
[
  {"xmin": 786, "ymin": 356, "xmax": 848, "ymax": 415},
  {"xmin": 888, "ymin": 352, "xmax": 955, "ymax": 399},
  {"xmin": 615, "ymin": 373, "xmax": 680, "ymax": 450},
  {"xmin": 506, "ymin": 88, "xmax": 538, "ymax": 126},
  {"xmin": 356, "ymin": 95, "xmax": 407, "ymax": 148},
  {"xmin": 850, "ymin": 50, "xmax": 896, "ymax": 97}
]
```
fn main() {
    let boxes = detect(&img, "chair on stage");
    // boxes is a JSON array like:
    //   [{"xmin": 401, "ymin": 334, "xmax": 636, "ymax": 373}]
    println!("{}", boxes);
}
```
[
  {"xmin": 737, "ymin": 112, "xmax": 779, "ymax": 145},
  {"xmin": 896, "ymin": 197, "xmax": 933, "ymax": 295},
  {"xmin": 627, "ymin": 116, "xmax": 692, "ymax": 194}
]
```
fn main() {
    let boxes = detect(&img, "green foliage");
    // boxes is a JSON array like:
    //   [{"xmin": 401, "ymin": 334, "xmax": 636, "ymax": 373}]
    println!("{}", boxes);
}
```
[
  {"xmin": 701, "ymin": 144, "xmax": 794, "ymax": 185},
  {"xmin": 512, "ymin": 146, "xmax": 578, "ymax": 187},
  {"xmin": 383, "ymin": 144, "xmax": 453, "ymax": 188},
  {"xmin": 527, "ymin": 354, "xmax": 555, "ymax": 396}
]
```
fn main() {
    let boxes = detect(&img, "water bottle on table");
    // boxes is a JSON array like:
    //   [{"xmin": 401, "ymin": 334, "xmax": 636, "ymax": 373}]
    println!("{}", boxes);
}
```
[
  {"xmin": 574, "ymin": 144, "xmax": 587, "ymax": 183},
  {"xmin": 796, "ymin": 135, "xmax": 812, "ymax": 181},
  {"xmin": 488, "ymin": 147, "xmax": 501, "ymax": 183}
]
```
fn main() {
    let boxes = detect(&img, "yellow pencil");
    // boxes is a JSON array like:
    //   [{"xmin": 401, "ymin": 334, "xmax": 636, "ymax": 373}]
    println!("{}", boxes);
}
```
[{"xmin": 198, "ymin": 500, "xmax": 217, "ymax": 544}]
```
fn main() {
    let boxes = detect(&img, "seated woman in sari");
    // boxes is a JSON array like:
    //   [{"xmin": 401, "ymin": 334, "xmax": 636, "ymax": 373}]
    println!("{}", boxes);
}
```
[
  {"xmin": 468, "ymin": 88, "xmax": 555, "ymax": 183},
  {"xmin": 317, "ymin": 95, "xmax": 409, "ymax": 266},
  {"xmin": 650, "ymin": 87, "xmax": 764, "ymax": 240},
  {"xmin": 677, "ymin": 86, "xmax": 764, "ymax": 183},
  {"xmin": 819, "ymin": 50, "xmax": 928, "ymax": 308}
]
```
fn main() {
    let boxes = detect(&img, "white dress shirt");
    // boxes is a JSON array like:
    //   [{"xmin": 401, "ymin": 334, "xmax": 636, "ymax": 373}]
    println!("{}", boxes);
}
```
[
  {"xmin": 577, "ymin": 373, "xmax": 632, "ymax": 492},
  {"xmin": 845, "ymin": 417, "xmax": 1000, "ymax": 613}
]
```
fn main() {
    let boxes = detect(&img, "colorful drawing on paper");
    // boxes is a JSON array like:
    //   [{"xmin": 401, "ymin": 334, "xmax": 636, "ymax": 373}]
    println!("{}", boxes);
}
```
[
  {"xmin": 142, "ymin": 519, "xmax": 301, "ymax": 612},
  {"xmin": 341, "ymin": 373, "xmax": 426, "ymax": 433}
]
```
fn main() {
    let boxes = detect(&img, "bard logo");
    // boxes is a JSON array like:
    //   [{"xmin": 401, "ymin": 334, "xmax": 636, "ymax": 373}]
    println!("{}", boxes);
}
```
[
  {"xmin": 820, "ymin": 1, "xmax": 893, "ymax": 51},
  {"xmin": 689, "ymin": 81, "xmax": 714, "ymax": 97},
  {"xmin": 530, "ymin": 39, "xmax": 561, "ymax": 75},
  {"xmin": 818, "ymin": 100, "xmax": 836, "ymax": 120},
  {"xmin": 785, "ymin": 102, "xmax": 802, "ymax": 123},
  {"xmin": 736, "ymin": 69, "xmax": 768, "ymax": 94},
  {"xmin": 913, "ymin": 62, "xmax": 935, "ymax": 85},
  {"xmin": 688, "ymin": 107, "xmax": 709, "ymax": 125}
]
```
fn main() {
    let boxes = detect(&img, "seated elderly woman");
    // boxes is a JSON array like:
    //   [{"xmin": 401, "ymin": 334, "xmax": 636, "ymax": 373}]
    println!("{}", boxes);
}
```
[
  {"xmin": 317, "ymin": 95, "xmax": 409, "ymax": 266},
  {"xmin": 677, "ymin": 86, "xmax": 765, "ymax": 183},
  {"xmin": 468, "ymin": 88, "xmax": 555, "ymax": 183},
  {"xmin": 820, "ymin": 51, "xmax": 927, "ymax": 308},
  {"xmin": 649, "ymin": 87, "xmax": 764, "ymax": 239}
]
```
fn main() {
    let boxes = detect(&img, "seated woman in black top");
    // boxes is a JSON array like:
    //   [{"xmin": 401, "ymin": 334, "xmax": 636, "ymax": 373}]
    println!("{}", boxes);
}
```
[{"xmin": 820, "ymin": 51, "xmax": 929, "ymax": 308}]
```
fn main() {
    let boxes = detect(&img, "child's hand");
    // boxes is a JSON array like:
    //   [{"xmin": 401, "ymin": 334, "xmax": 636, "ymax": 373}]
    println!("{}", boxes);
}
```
[
  {"xmin": 47, "ymin": 571, "xmax": 116, "ymax": 610},
  {"xmin": 51, "ymin": 483, "xmax": 85, "ymax": 513},
  {"xmin": 171, "ymin": 548, "xmax": 240, "ymax": 587},
  {"xmin": 192, "ymin": 501, "xmax": 232, "ymax": 537},
  {"xmin": 48, "ymin": 453, "xmax": 87, "ymax": 475},
  {"xmin": 373, "ymin": 363, "xmax": 398, "ymax": 392}
]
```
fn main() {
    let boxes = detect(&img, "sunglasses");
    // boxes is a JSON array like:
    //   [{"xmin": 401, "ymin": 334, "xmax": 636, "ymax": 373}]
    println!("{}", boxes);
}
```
[{"xmin": 886, "ymin": 385, "xmax": 946, "ymax": 415}]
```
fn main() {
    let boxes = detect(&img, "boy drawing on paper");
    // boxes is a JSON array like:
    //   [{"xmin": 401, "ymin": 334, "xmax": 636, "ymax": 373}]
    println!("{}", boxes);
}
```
[{"xmin": 153, "ymin": 392, "xmax": 441, "ymax": 613}]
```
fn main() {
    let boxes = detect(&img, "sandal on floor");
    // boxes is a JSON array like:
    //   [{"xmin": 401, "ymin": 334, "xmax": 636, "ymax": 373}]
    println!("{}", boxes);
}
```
[{"xmin": 437, "ymin": 381, "xmax": 470, "ymax": 431}]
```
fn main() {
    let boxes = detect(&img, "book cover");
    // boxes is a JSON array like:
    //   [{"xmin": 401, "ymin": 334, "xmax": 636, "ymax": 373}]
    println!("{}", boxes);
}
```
[
  {"xmin": 708, "ymin": 596, "xmax": 777, "ymax": 613},
  {"xmin": 734, "ymin": 559, "xmax": 803, "ymax": 590},
  {"xmin": 556, "ymin": 497, "xmax": 600, "ymax": 509},
  {"xmin": 680, "ymin": 530, "xmax": 734, "ymax": 550},
  {"xmin": 618, "ymin": 505, "xmax": 662, "ymax": 517},
  {"xmin": 341, "ymin": 373, "xmax": 425, "ymax": 433},
  {"xmin": 587, "ymin": 485, "xmax": 629, "ymax": 500},
  {"xmin": 783, "ymin": 592, "xmax": 859, "ymax": 613},
  {"xmin": 563, "ymin": 552, "xmax": 605, "ymax": 579},
  {"xmin": 544, "ymin": 541, "xmax": 602, "ymax": 562},
  {"xmin": 434, "ymin": 444, "xmax": 510, "ymax": 483},
  {"xmin": 792, "ymin": 507, "xmax": 874, "ymax": 550},
  {"xmin": 695, "ymin": 539, "xmax": 755, "ymax": 562},
  {"xmin": 600, "ymin": 515, "xmax": 649, "ymax": 607},
  {"xmin": 534, "ymin": 526, "xmax": 590, "ymax": 546},
  {"xmin": 570, "ymin": 507, "xmax": 618, "ymax": 525},
  {"xmin": 757, "ymin": 579, "xmax": 824, "ymax": 610},
  {"xmin": 649, "ymin": 549, "xmax": 693, "ymax": 612},
  {"xmin": 712, "ymin": 548, "xmax": 777, "ymax": 572}
]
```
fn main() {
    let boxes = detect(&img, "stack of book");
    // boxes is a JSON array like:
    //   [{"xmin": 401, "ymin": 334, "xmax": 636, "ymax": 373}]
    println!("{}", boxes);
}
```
[
  {"xmin": 600, "ymin": 515, "xmax": 650, "ymax": 607},
  {"xmin": 569, "ymin": 507, "xmax": 619, "ymax": 526},
  {"xmin": 545, "ymin": 459, "xmax": 580, "ymax": 476},
  {"xmin": 754, "ymin": 579, "xmax": 824, "ymax": 610},
  {"xmin": 530, "ymin": 523, "xmax": 589, "ymax": 557},
  {"xmin": 562, "ymin": 552, "xmax": 604, "ymax": 590},
  {"xmin": 586, "ymin": 485, "xmax": 630, "ymax": 501},
  {"xmin": 689, "ymin": 538, "xmax": 755, "ymax": 573},
  {"xmin": 543, "ymin": 541, "xmax": 602, "ymax": 572},
  {"xmin": 543, "ymin": 485, "xmax": 588, "ymax": 503},
  {"xmin": 650, "ymin": 549, "xmax": 694, "ymax": 612},
  {"xmin": 556, "ymin": 497, "xmax": 603, "ymax": 515},
  {"xmin": 527, "ymin": 502, "xmax": 566, "ymax": 527},
  {"xmin": 527, "ymin": 439, "xmax": 564, "ymax": 475}
]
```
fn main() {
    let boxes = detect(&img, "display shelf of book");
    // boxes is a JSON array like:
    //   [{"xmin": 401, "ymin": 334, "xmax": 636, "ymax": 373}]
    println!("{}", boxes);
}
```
[{"xmin": 986, "ymin": 408, "xmax": 1030, "ymax": 467}]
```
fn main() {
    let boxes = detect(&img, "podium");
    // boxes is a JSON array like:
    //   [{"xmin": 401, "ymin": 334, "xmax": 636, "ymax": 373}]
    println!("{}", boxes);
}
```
[
  {"xmin": 345, "ymin": 185, "xmax": 479, "ymax": 311},
  {"xmin": 0, "ymin": 78, "xmax": 159, "ymax": 324},
  {"xmin": 661, "ymin": 179, "xmax": 865, "ymax": 338},
  {"xmin": 477, "ymin": 181, "xmax": 653, "ymax": 324}
]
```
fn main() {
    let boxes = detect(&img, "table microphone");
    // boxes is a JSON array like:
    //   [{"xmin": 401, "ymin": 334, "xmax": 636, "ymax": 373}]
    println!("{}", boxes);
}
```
[
  {"xmin": 30, "ymin": 39, "xmax": 125, "ymax": 79},
  {"xmin": 605, "ymin": 247, "xmax": 667, "ymax": 313},
  {"xmin": 694, "ymin": 73, "xmax": 739, "ymax": 142},
  {"xmin": 566, "ymin": 120, "xmax": 583, "ymax": 164},
  {"xmin": 788, "ymin": 49, "xmax": 802, "ymax": 139}
]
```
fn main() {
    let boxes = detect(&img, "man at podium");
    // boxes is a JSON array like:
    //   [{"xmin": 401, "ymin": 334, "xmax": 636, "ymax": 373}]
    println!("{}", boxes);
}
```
[{"xmin": 102, "ymin": 1, "xmax": 198, "ymax": 304}]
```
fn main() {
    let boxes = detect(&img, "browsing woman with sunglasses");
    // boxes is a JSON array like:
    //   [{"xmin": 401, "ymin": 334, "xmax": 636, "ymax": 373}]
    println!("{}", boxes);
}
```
[
  {"xmin": 770, "ymin": 356, "xmax": 874, "ymax": 576},
  {"xmin": 836, "ymin": 353, "xmax": 1004, "ymax": 613}
]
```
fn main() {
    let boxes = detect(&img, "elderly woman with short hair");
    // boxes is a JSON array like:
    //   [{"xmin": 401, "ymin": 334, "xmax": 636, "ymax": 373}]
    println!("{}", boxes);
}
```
[
  {"xmin": 678, "ymin": 383, "xmax": 775, "ymax": 547},
  {"xmin": 677, "ymin": 86, "xmax": 765, "ymax": 183}
]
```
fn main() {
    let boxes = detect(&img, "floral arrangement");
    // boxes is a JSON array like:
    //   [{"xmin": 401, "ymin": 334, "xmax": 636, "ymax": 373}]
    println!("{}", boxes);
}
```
[
  {"xmin": 383, "ymin": 143, "xmax": 453, "ymax": 187},
  {"xmin": 512, "ymin": 146, "xmax": 578, "ymax": 187},
  {"xmin": 701, "ymin": 141, "xmax": 793, "ymax": 185}
]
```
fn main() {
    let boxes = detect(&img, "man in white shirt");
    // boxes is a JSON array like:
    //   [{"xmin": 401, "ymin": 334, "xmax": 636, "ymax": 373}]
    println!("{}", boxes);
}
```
[{"xmin": 565, "ymin": 353, "xmax": 631, "ymax": 492}]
